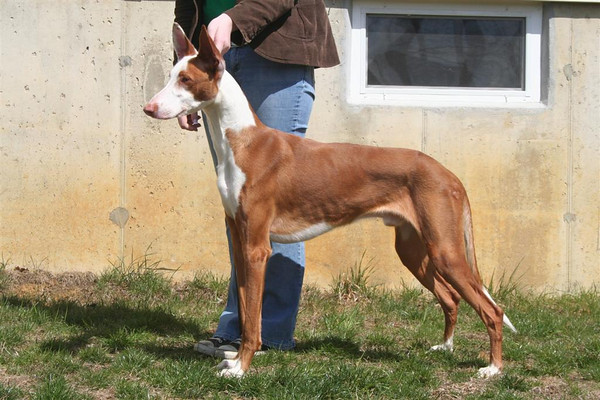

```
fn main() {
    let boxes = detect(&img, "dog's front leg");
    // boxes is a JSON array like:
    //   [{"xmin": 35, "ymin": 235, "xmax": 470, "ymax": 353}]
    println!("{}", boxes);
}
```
[{"xmin": 217, "ymin": 215, "xmax": 271, "ymax": 378}]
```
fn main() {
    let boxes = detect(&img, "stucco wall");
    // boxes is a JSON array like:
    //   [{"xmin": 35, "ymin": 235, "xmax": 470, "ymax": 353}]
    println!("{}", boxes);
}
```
[{"xmin": 1, "ymin": 0, "xmax": 598, "ymax": 292}]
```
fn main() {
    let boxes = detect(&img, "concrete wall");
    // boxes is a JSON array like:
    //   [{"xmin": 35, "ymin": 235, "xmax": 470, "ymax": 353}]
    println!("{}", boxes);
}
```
[{"xmin": 1, "ymin": 0, "xmax": 598, "ymax": 292}]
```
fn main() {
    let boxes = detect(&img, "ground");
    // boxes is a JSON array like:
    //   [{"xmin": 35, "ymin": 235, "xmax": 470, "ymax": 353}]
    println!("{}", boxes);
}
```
[{"xmin": 0, "ymin": 266, "xmax": 599, "ymax": 399}]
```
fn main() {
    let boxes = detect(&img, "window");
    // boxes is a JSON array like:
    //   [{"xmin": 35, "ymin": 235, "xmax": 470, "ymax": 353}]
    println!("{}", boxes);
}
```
[{"xmin": 349, "ymin": 2, "xmax": 543, "ymax": 106}]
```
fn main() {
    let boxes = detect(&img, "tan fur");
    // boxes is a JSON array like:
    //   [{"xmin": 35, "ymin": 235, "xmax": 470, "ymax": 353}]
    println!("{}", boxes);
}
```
[{"xmin": 145, "ymin": 25, "xmax": 511, "ymax": 378}]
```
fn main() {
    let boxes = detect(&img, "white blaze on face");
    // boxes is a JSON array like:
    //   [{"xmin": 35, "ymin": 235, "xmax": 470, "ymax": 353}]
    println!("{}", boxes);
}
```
[{"xmin": 146, "ymin": 56, "xmax": 202, "ymax": 119}]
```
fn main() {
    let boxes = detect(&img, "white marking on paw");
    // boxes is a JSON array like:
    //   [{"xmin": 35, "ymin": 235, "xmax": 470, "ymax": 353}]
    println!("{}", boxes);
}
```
[
  {"xmin": 429, "ymin": 337, "xmax": 454, "ymax": 352},
  {"xmin": 477, "ymin": 364, "xmax": 501, "ymax": 378},
  {"xmin": 217, "ymin": 359, "xmax": 245, "ymax": 378}
]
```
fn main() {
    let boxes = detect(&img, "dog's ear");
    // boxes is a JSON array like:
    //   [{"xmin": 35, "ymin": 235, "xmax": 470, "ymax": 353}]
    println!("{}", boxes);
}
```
[
  {"xmin": 172, "ymin": 23, "xmax": 198, "ymax": 61},
  {"xmin": 198, "ymin": 25, "xmax": 225, "ymax": 79}
]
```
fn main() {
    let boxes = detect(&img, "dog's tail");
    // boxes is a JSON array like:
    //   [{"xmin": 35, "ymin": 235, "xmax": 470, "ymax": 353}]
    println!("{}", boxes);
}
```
[
  {"xmin": 462, "ymin": 198, "xmax": 481, "ymax": 282},
  {"xmin": 463, "ymin": 199, "xmax": 517, "ymax": 334},
  {"xmin": 482, "ymin": 287, "xmax": 518, "ymax": 333}
]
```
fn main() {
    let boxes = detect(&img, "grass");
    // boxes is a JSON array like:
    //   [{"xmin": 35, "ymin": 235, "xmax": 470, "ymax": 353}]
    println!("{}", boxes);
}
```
[
  {"xmin": 0, "ymin": 258, "xmax": 598, "ymax": 399},
  {"xmin": 331, "ymin": 250, "xmax": 378, "ymax": 302}
]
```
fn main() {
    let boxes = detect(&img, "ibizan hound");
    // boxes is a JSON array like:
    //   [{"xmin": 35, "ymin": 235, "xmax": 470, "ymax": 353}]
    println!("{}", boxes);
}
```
[{"xmin": 144, "ymin": 24, "xmax": 516, "ymax": 378}]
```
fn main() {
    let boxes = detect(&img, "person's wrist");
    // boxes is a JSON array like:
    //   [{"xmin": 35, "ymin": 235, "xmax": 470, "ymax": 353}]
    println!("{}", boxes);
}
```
[
  {"xmin": 207, "ymin": 13, "xmax": 233, "ymax": 54},
  {"xmin": 223, "ymin": 12, "xmax": 238, "ymax": 31}
]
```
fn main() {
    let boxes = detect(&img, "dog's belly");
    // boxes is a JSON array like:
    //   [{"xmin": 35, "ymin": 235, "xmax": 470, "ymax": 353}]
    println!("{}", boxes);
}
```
[
  {"xmin": 269, "ymin": 222, "xmax": 333, "ymax": 244},
  {"xmin": 268, "ymin": 209, "xmax": 409, "ymax": 244}
]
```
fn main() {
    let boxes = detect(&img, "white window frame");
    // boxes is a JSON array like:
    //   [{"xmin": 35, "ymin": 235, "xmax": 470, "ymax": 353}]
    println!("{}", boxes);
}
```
[{"xmin": 348, "ymin": 1, "xmax": 543, "ymax": 107}]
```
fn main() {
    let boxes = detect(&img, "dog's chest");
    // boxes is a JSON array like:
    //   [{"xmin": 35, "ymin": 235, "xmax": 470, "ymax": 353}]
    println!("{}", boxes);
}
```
[{"xmin": 216, "ymin": 153, "xmax": 246, "ymax": 218}]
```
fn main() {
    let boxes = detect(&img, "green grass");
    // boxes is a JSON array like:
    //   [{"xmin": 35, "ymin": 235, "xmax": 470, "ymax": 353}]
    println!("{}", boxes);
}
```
[{"xmin": 0, "ymin": 261, "xmax": 598, "ymax": 399}]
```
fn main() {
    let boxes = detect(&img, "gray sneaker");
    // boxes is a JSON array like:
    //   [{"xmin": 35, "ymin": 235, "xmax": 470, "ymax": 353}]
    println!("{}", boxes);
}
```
[
  {"xmin": 193, "ymin": 337, "xmax": 230, "ymax": 358},
  {"xmin": 215, "ymin": 339, "xmax": 242, "ymax": 360},
  {"xmin": 194, "ymin": 337, "xmax": 268, "ymax": 359}
]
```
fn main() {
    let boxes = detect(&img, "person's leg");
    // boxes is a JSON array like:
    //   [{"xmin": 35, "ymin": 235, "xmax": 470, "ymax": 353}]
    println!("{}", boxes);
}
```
[{"xmin": 210, "ymin": 47, "xmax": 315, "ymax": 350}]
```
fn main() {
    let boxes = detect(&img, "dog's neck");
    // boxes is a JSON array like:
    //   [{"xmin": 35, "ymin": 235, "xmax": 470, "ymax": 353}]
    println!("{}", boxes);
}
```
[
  {"xmin": 201, "ymin": 71, "xmax": 257, "ymax": 165},
  {"xmin": 200, "ymin": 70, "xmax": 255, "ymax": 218}
]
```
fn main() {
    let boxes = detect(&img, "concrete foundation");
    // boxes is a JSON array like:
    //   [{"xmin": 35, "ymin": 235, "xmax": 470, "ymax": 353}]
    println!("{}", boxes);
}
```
[{"xmin": 1, "ymin": 1, "xmax": 598, "ymax": 291}]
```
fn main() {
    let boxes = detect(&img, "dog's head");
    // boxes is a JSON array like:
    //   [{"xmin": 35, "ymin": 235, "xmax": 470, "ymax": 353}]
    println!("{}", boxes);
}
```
[{"xmin": 143, "ymin": 23, "xmax": 225, "ymax": 120}]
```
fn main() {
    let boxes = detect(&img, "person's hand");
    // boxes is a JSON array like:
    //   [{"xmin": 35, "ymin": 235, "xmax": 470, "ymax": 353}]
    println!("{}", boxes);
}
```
[
  {"xmin": 177, "ymin": 112, "xmax": 201, "ymax": 131},
  {"xmin": 207, "ymin": 13, "xmax": 234, "ymax": 55}
]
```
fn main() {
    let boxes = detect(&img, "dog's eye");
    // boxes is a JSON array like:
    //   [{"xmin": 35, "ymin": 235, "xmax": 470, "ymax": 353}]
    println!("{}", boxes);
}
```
[{"xmin": 180, "ymin": 76, "xmax": 191, "ymax": 84}]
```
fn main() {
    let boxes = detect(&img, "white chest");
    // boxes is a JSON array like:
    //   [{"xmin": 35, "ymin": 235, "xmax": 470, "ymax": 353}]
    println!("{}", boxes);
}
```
[
  {"xmin": 216, "ymin": 152, "xmax": 246, "ymax": 218},
  {"xmin": 202, "ymin": 72, "xmax": 255, "ymax": 219}
]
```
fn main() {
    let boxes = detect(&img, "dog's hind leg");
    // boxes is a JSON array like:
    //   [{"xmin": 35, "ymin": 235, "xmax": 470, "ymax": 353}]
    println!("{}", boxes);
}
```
[
  {"xmin": 425, "ymin": 240, "xmax": 505, "ymax": 377},
  {"xmin": 394, "ymin": 223, "xmax": 461, "ymax": 352},
  {"xmin": 428, "ymin": 274, "xmax": 461, "ymax": 352},
  {"xmin": 407, "ymin": 181, "xmax": 505, "ymax": 377}
]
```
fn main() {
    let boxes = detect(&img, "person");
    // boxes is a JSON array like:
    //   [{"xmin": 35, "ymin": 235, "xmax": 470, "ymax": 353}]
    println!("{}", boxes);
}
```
[{"xmin": 173, "ymin": 0, "xmax": 339, "ymax": 359}]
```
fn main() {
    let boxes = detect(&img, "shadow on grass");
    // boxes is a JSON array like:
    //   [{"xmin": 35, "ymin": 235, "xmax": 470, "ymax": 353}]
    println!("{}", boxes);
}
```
[
  {"xmin": 295, "ymin": 335, "xmax": 485, "ymax": 371},
  {"xmin": 296, "ymin": 336, "xmax": 414, "ymax": 363},
  {"xmin": 1, "ymin": 296, "xmax": 486, "ymax": 371},
  {"xmin": 2, "ymin": 296, "xmax": 212, "ymax": 358},
  {"xmin": 296, "ymin": 336, "xmax": 397, "ymax": 360}
]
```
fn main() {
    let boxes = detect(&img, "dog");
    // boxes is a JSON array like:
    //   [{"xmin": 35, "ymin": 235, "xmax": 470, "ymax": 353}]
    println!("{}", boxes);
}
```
[{"xmin": 143, "ymin": 23, "xmax": 516, "ymax": 378}]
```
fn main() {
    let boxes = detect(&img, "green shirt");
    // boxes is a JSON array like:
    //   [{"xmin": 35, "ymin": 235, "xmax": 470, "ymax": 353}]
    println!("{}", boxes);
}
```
[{"xmin": 203, "ymin": 0, "xmax": 236, "ymax": 26}]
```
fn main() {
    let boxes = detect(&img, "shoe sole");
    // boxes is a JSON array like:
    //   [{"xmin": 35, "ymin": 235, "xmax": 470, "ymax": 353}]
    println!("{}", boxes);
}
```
[
  {"xmin": 194, "ymin": 343, "xmax": 267, "ymax": 360},
  {"xmin": 215, "ymin": 348, "xmax": 238, "ymax": 360},
  {"xmin": 216, "ymin": 349, "xmax": 267, "ymax": 359}
]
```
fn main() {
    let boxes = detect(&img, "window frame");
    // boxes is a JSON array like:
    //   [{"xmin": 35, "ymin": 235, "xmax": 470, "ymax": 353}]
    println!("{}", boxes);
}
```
[{"xmin": 348, "ymin": 1, "xmax": 543, "ymax": 107}]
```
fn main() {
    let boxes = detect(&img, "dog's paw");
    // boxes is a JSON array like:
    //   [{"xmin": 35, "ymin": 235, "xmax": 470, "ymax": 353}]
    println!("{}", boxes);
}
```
[
  {"xmin": 429, "ymin": 338, "xmax": 454, "ymax": 352},
  {"xmin": 477, "ymin": 364, "xmax": 501, "ymax": 378},
  {"xmin": 429, "ymin": 343, "xmax": 454, "ymax": 352},
  {"xmin": 217, "ymin": 359, "xmax": 245, "ymax": 378}
]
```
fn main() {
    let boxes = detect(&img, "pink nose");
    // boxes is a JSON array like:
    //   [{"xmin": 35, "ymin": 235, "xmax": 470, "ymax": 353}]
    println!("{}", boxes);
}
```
[{"xmin": 143, "ymin": 103, "xmax": 157, "ymax": 117}]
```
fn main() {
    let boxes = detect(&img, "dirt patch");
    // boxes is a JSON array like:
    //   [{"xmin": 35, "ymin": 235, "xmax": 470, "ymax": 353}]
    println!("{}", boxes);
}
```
[
  {"xmin": 0, "ymin": 365, "xmax": 36, "ymax": 393},
  {"xmin": 431, "ymin": 377, "xmax": 488, "ymax": 399},
  {"xmin": 531, "ymin": 374, "xmax": 600, "ymax": 400},
  {"xmin": 530, "ymin": 376, "xmax": 569, "ymax": 398},
  {"xmin": 0, "ymin": 267, "xmax": 213, "ymax": 306},
  {"xmin": 432, "ymin": 374, "xmax": 600, "ymax": 400},
  {"xmin": 1, "ymin": 268, "xmax": 99, "ymax": 305}
]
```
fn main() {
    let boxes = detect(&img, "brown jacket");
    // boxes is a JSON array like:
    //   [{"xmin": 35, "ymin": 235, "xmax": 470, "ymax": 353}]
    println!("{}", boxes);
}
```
[{"xmin": 174, "ymin": 0, "xmax": 339, "ymax": 68}]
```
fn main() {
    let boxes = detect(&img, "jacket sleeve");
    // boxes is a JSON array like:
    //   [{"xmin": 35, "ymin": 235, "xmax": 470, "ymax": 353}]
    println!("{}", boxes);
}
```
[{"xmin": 225, "ymin": 0, "xmax": 296, "ymax": 44}]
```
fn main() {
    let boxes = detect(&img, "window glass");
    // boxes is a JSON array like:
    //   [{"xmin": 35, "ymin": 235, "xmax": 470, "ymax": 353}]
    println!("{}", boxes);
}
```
[{"xmin": 366, "ymin": 15, "xmax": 525, "ymax": 89}]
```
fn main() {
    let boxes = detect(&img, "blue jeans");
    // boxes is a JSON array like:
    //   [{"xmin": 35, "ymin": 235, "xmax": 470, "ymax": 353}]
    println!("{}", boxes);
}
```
[{"xmin": 204, "ymin": 46, "xmax": 315, "ymax": 350}]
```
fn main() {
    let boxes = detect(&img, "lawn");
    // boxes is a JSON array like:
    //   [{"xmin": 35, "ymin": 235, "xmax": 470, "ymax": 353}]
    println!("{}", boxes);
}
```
[{"xmin": 0, "ymin": 257, "xmax": 598, "ymax": 399}]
